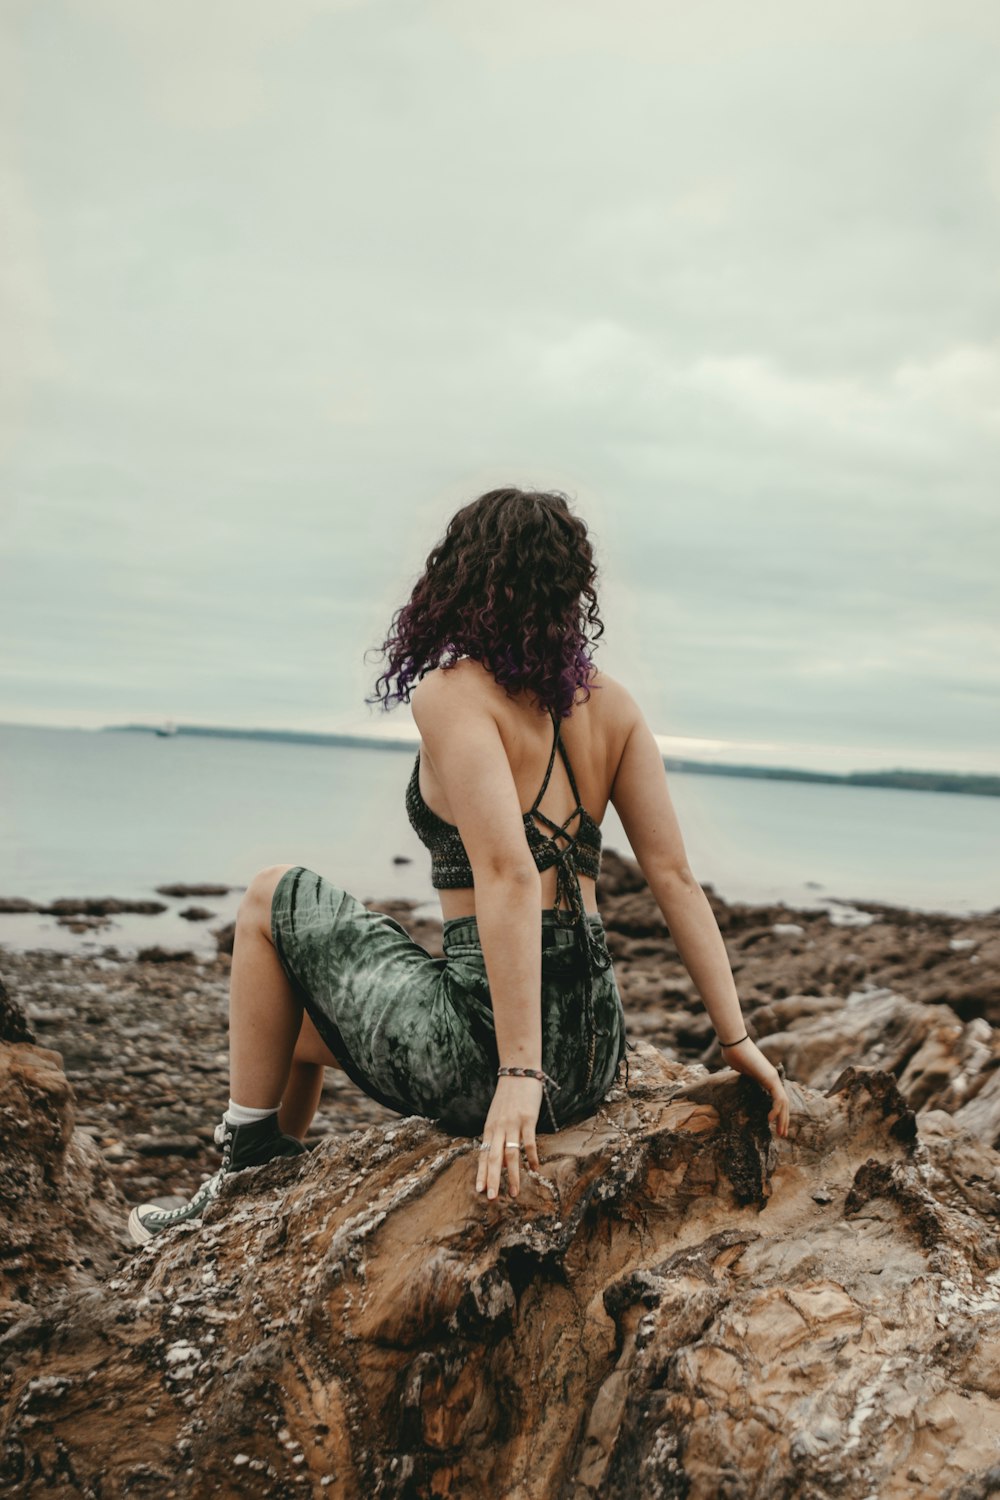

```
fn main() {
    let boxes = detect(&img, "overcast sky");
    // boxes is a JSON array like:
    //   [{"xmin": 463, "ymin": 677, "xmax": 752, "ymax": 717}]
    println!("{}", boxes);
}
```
[{"xmin": 2, "ymin": 0, "xmax": 998, "ymax": 775}]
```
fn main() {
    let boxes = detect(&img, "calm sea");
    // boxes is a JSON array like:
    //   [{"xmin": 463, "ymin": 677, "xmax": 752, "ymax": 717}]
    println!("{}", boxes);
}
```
[{"xmin": 1, "ymin": 725, "xmax": 996, "ymax": 956}]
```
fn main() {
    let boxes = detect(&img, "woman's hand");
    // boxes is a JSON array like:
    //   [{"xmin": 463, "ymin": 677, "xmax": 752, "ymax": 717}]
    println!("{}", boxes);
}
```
[
  {"xmin": 721, "ymin": 1037, "xmax": 790, "ymax": 1137},
  {"xmin": 477, "ymin": 1075, "xmax": 543, "ymax": 1199}
]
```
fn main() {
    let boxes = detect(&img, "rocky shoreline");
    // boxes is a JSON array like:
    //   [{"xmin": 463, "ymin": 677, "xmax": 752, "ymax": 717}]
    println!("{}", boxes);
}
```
[
  {"xmin": 3, "ymin": 849, "xmax": 1000, "ymax": 1496},
  {"xmin": 2, "ymin": 849, "xmax": 998, "ymax": 1210}
]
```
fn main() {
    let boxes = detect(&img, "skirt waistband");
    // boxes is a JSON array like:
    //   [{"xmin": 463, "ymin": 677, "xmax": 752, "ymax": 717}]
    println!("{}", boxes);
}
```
[{"xmin": 442, "ymin": 907, "xmax": 605, "ymax": 951}]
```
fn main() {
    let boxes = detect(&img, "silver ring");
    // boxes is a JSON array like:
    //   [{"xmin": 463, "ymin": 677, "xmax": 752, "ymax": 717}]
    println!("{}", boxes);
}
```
[
  {"xmin": 504, "ymin": 1141, "xmax": 520, "ymax": 1149},
  {"xmin": 478, "ymin": 1142, "xmax": 489, "ymax": 1151}
]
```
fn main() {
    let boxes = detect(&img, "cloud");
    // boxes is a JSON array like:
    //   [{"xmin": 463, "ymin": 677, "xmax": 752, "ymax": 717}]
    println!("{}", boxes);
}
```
[
  {"xmin": 430, "ymin": 0, "xmax": 999, "ymax": 67},
  {"xmin": 1, "ymin": 0, "xmax": 997, "ymax": 771},
  {"xmin": 73, "ymin": 0, "xmax": 369, "ymax": 129},
  {"xmin": 0, "ymin": 24, "xmax": 63, "ymax": 459}
]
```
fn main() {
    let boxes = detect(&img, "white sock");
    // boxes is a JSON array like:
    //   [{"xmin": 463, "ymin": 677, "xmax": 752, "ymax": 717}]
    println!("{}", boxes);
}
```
[{"xmin": 225, "ymin": 1099, "xmax": 279, "ymax": 1126}]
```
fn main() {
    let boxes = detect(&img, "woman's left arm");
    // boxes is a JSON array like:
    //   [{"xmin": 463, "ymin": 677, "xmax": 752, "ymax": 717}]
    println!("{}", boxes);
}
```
[{"xmin": 411, "ymin": 674, "xmax": 547, "ymax": 1197}]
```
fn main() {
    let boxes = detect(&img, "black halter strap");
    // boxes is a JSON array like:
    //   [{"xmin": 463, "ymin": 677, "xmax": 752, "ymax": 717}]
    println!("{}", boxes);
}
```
[
  {"xmin": 530, "ymin": 709, "xmax": 583, "ymax": 816},
  {"xmin": 525, "ymin": 708, "xmax": 613, "ymax": 1099}
]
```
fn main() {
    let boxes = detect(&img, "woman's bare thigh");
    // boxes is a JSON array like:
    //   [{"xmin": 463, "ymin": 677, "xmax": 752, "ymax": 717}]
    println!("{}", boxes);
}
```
[{"xmin": 257, "ymin": 864, "xmax": 342, "ymax": 1070}]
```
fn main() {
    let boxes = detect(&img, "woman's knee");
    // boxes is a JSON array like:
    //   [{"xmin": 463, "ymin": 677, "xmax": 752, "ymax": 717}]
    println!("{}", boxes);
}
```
[{"xmin": 238, "ymin": 863, "xmax": 298, "ymax": 931}]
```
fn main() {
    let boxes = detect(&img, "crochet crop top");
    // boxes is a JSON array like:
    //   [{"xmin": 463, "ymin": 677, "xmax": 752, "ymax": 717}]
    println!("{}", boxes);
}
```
[{"xmin": 404, "ymin": 706, "xmax": 603, "ymax": 894}]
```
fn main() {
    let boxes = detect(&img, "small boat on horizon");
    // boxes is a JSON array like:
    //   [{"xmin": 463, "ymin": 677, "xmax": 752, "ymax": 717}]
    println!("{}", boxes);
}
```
[{"xmin": 155, "ymin": 719, "xmax": 178, "ymax": 738}]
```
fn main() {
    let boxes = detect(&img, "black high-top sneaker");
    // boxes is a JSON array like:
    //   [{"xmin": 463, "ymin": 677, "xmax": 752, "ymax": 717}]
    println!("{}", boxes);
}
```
[{"xmin": 127, "ymin": 1113, "xmax": 306, "ymax": 1245}]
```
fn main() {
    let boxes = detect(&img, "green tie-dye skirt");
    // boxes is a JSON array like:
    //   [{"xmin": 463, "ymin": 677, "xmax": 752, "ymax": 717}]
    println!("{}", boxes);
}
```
[{"xmin": 270, "ymin": 864, "xmax": 628, "ymax": 1136}]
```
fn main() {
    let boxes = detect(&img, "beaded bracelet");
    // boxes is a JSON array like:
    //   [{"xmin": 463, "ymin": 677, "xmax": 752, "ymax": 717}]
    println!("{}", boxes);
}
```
[
  {"xmin": 718, "ymin": 1031, "xmax": 749, "ymax": 1047},
  {"xmin": 497, "ymin": 1065, "xmax": 561, "ymax": 1132}
]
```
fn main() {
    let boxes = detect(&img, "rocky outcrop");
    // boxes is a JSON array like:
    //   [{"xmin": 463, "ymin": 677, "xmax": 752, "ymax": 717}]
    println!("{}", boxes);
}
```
[
  {"xmin": 749, "ymin": 987, "xmax": 1000, "ymax": 1149},
  {"xmin": 0, "ymin": 986, "xmax": 125, "ymax": 1336},
  {"xmin": 2, "ymin": 857, "xmax": 999, "ymax": 1496},
  {"xmin": 0, "ymin": 976, "xmax": 34, "ymax": 1046},
  {"xmin": 2, "ymin": 1033, "xmax": 1000, "ymax": 1498}
]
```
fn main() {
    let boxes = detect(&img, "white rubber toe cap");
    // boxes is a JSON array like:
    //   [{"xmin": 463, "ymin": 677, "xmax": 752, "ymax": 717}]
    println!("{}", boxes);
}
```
[{"xmin": 127, "ymin": 1205, "xmax": 156, "ymax": 1246}]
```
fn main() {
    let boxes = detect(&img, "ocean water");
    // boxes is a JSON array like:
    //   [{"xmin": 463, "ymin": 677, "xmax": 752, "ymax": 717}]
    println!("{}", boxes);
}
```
[{"xmin": 1, "ymin": 724, "xmax": 997, "ymax": 957}]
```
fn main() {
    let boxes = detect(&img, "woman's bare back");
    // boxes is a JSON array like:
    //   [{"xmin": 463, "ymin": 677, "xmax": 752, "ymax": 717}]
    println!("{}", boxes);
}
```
[{"xmin": 413, "ymin": 661, "xmax": 635, "ymax": 919}]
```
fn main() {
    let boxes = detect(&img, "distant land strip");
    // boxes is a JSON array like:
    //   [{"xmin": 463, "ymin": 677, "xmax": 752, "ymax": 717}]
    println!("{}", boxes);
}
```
[{"xmin": 101, "ymin": 723, "xmax": 1000, "ymax": 799}]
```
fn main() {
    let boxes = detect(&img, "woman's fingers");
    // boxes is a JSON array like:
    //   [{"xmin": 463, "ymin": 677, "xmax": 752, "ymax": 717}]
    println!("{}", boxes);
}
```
[
  {"xmin": 475, "ymin": 1120, "xmax": 541, "ymax": 1198},
  {"xmin": 505, "ymin": 1142, "xmax": 520, "ymax": 1197},
  {"xmin": 475, "ymin": 1127, "xmax": 500, "ymax": 1194},
  {"xmin": 475, "ymin": 1126, "xmax": 514, "ymax": 1200},
  {"xmin": 486, "ymin": 1135, "xmax": 511, "ymax": 1199},
  {"xmin": 476, "ymin": 1077, "xmax": 545, "ymax": 1198},
  {"xmin": 488, "ymin": 1136, "xmax": 507, "ymax": 1199},
  {"xmin": 768, "ymin": 1082, "xmax": 791, "ymax": 1137}
]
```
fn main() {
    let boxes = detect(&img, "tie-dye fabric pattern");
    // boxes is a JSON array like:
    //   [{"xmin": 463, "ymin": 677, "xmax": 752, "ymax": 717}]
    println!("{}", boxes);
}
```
[{"xmin": 270, "ymin": 865, "xmax": 628, "ymax": 1136}]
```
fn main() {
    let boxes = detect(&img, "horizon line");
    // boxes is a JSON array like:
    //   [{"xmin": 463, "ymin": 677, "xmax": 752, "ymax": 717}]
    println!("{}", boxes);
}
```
[{"xmin": 1, "ymin": 715, "xmax": 996, "ymax": 785}]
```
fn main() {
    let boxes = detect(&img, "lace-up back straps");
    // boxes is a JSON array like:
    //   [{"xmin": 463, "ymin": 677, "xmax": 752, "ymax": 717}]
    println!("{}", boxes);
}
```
[
  {"xmin": 526, "ymin": 706, "xmax": 610, "ymax": 1096},
  {"xmin": 529, "ymin": 708, "xmax": 584, "ymax": 823}
]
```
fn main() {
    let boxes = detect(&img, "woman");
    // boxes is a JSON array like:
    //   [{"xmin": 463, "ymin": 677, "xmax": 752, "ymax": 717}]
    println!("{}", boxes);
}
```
[{"xmin": 128, "ymin": 487, "xmax": 789, "ymax": 1244}]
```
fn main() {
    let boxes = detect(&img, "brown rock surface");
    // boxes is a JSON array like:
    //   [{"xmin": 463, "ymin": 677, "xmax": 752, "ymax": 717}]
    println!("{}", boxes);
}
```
[
  {"xmin": 0, "ymin": 987, "xmax": 125, "ymax": 1334},
  {"xmin": 1, "ymin": 853, "xmax": 1000, "ymax": 1496},
  {"xmin": 1, "ymin": 1041, "xmax": 1000, "ymax": 1496}
]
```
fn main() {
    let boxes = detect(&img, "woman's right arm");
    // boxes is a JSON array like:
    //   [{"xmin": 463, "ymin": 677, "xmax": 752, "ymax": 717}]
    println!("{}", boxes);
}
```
[{"xmin": 608, "ymin": 684, "xmax": 790, "ymax": 1136}]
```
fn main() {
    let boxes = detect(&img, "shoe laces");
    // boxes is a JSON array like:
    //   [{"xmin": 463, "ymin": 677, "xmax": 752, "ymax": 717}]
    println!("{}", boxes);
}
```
[
  {"xmin": 137, "ymin": 1117, "xmax": 234, "ymax": 1233},
  {"xmin": 214, "ymin": 1116, "xmax": 235, "ymax": 1169},
  {"xmin": 142, "ymin": 1170, "xmax": 223, "ymax": 1226}
]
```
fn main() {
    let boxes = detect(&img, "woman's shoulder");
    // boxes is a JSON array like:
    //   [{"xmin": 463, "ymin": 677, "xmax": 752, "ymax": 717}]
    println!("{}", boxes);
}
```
[
  {"xmin": 410, "ymin": 659, "xmax": 494, "ymax": 707},
  {"xmin": 584, "ymin": 668, "xmax": 641, "ymax": 726},
  {"xmin": 409, "ymin": 661, "xmax": 498, "ymax": 733},
  {"xmin": 411, "ymin": 661, "xmax": 640, "ymax": 721}
]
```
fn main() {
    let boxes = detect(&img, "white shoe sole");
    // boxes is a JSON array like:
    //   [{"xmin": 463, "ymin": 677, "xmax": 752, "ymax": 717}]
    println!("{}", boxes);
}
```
[{"xmin": 127, "ymin": 1205, "xmax": 155, "ymax": 1246}]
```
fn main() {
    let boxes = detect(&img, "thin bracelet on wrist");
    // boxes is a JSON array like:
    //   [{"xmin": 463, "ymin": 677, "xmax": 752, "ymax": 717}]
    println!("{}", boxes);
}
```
[
  {"xmin": 496, "ymin": 1065, "xmax": 559, "ymax": 1088},
  {"xmin": 718, "ymin": 1031, "xmax": 749, "ymax": 1048},
  {"xmin": 497, "ymin": 1065, "xmax": 561, "ymax": 1132}
]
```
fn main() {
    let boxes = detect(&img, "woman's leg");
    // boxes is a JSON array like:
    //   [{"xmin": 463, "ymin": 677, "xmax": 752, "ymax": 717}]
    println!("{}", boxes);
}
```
[
  {"xmin": 281, "ymin": 1012, "xmax": 344, "ymax": 1135},
  {"xmin": 230, "ymin": 864, "xmax": 343, "ymax": 1132},
  {"xmin": 229, "ymin": 863, "xmax": 309, "ymax": 1110},
  {"xmin": 280, "ymin": 1061, "xmax": 325, "ymax": 1138},
  {"xmin": 128, "ymin": 865, "xmax": 348, "ymax": 1245}
]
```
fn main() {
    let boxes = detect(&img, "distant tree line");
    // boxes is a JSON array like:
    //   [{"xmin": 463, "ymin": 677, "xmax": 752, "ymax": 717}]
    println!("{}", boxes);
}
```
[{"xmin": 106, "ymin": 724, "xmax": 999, "ymax": 799}]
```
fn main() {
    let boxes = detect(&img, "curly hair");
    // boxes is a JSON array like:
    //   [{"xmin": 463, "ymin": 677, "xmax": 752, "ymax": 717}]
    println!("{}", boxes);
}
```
[{"xmin": 366, "ymin": 487, "xmax": 604, "ymax": 719}]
